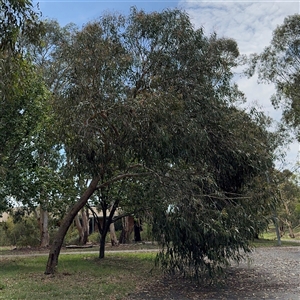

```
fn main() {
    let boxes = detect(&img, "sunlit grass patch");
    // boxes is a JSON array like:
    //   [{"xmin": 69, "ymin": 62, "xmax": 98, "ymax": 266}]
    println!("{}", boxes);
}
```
[{"xmin": 0, "ymin": 252, "xmax": 159, "ymax": 300}]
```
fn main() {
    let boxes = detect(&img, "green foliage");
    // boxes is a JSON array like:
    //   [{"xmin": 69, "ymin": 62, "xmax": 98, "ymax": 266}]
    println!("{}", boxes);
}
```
[
  {"xmin": 0, "ymin": 222, "xmax": 10, "ymax": 246},
  {"xmin": 10, "ymin": 8, "xmax": 279, "ymax": 277},
  {"xmin": 42, "ymin": 8, "xmax": 278, "ymax": 277},
  {"xmin": 88, "ymin": 231, "xmax": 101, "ymax": 244},
  {"xmin": 2, "ymin": 216, "xmax": 40, "ymax": 247},
  {"xmin": 0, "ymin": 0, "xmax": 42, "ymax": 52},
  {"xmin": 275, "ymin": 169, "xmax": 300, "ymax": 229},
  {"xmin": 248, "ymin": 14, "xmax": 300, "ymax": 138},
  {"xmin": 0, "ymin": 0, "xmax": 47, "ymax": 213}
]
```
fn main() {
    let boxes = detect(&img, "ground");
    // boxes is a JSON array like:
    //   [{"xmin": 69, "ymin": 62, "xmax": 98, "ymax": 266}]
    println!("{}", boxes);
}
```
[
  {"xmin": 1, "ymin": 243, "xmax": 299, "ymax": 299},
  {"xmin": 126, "ymin": 246, "xmax": 300, "ymax": 300}
]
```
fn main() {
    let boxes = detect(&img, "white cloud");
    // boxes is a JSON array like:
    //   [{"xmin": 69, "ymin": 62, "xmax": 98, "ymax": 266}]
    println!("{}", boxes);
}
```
[
  {"xmin": 180, "ymin": 1, "xmax": 298, "ymax": 54},
  {"xmin": 180, "ymin": 0, "xmax": 300, "ymax": 169}
]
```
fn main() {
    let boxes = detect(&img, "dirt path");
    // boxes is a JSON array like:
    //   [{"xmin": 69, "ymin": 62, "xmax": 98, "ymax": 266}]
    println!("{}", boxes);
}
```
[{"xmin": 126, "ymin": 247, "xmax": 300, "ymax": 300}]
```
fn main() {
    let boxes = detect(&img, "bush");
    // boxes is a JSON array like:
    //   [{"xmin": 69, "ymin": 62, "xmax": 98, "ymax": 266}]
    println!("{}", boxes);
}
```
[
  {"xmin": 63, "ymin": 225, "xmax": 79, "ymax": 245},
  {"xmin": 140, "ymin": 223, "xmax": 153, "ymax": 242},
  {"xmin": 88, "ymin": 231, "xmax": 100, "ymax": 244},
  {"xmin": 0, "ymin": 222, "xmax": 10, "ymax": 246},
  {"xmin": 3, "ymin": 216, "xmax": 40, "ymax": 247}
]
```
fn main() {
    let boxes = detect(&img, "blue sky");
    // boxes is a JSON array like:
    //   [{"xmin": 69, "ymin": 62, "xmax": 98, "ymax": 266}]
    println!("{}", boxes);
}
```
[
  {"xmin": 35, "ymin": 0, "xmax": 179, "ymax": 25},
  {"xmin": 33, "ymin": 0, "xmax": 300, "ymax": 170}
]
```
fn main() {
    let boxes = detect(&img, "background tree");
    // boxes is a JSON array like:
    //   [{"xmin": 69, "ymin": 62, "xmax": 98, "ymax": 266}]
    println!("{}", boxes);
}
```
[
  {"xmin": 247, "ymin": 14, "xmax": 300, "ymax": 138},
  {"xmin": 0, "ymin": 0, "xmax": 45, "ymax": 212},
  {"xmin": 0, "ymin": 2, "xmax": 74, "ymax": 248},
  {"xmin": 273, "ymin": 169, "xmax": 300, "ymax": 238}
]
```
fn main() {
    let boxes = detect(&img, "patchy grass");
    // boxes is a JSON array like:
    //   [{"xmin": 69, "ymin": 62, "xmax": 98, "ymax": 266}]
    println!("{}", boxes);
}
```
[
  {"xmin": 0, "ymin": 252, "xmax": 159, "ymax": 300},
  {"xmin": 252, "ymin": 238, "xmax": 300, "ymax": 247}
]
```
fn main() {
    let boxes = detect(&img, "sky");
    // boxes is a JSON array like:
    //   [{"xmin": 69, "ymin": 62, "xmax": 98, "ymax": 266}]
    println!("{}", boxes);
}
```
[{"xmin": 33, "ymin": 0, "xmax": 300, "ymax": 171}]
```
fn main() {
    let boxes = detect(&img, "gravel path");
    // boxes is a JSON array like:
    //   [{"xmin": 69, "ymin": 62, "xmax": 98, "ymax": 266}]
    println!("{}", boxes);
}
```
[{"xmin": 127, "ymin": 246, "xmax": 300, "ymax": 300}]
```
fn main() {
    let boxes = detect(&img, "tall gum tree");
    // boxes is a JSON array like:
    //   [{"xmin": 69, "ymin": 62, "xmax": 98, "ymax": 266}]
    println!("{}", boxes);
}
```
[{"xmin": 45, "ymin": 9, "xmax": 276, "ymax": 276}]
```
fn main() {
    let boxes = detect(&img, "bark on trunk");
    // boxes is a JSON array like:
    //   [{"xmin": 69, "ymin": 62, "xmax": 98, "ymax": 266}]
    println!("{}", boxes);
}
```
[
  {"xmin": 40, "ymin": 207, "xmax": 49, "ymax": 248},
  {"xmin": 109, "ymin": 222, "xmax": 118, "ymax": 246},
  {"xmin": 75, "ymin": 214, "xmax": 85, "ymax": 244},
  {"xmin": 82, "ymin": 207, "xmax": 89, "ymax": 243},
  {"xmin": 283, "ymin": 201, "xmax": 295, "ymax": 238},
  {"xmin": 99, "ymin": 233, "xmax": 106, "ymax": 259},
  {"xmin": 45, "ymin": 176, "xmax": 100, "ymax": 275},
  {"xmin": 287, "ymin": 220, "xmax": 295, "ymax": 238},
  {"xmin": 134, "ymin": 219, "xmax": 142, "ymax": 242},
  {"xmin": 119, "ymin": 216, "xmax": 134, "ymax": 244},
  {"xmin": 74, "ymin": 208, "xmax": 89, "ymax": 245}
]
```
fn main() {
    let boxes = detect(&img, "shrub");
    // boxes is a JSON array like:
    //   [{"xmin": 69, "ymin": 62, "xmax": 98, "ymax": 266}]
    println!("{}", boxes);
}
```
[{"xmin": 3, "ymin": 216, "xmax": 40, "ymax": 247}]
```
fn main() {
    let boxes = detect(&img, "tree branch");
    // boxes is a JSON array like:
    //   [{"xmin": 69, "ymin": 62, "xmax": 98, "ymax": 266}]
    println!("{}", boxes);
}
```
[{"xmin": 95, "ymin": 172, "xmax": 151, "ymax": 190}]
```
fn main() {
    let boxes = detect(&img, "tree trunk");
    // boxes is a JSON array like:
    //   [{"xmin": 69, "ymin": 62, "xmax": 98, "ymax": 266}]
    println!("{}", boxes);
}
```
[
  {"xmin": 40, "ymin": 207, "xmax": 49, "ymax": 248},
  {"xmin": 134, "ymin": 219, "xmax": 142, "ymax": 242},
  {"xmin": 286, "ymin": 219, "xmax": 295, "ymax": 238},
  {"xmin": 75, "ymin": 214, "xmax": 84, "ymax": 244},
  {"xmin": 82, "ymin": 207, "xmax": 89, "ymax": 243},
  {"xmin": 45, "ymin": 176, "xmax": 100, "ymax": 275},
  {"xmin": 109, "ymin": 222, "xmax": 118, "ymax": 246},
  {"xmin": 282, "ymin": 201, "xmax": 295, "ymax": 238},
  {"xmin": 99, "ymin": 231, "xmax": 107, "ymax": 259},
  {"xmin": 75, "ymin": 208, "xmax": 89, "ymax": 245},
  {"xmin": 119, "ymin": 216, "xmax": 134, "ymax": 244}
]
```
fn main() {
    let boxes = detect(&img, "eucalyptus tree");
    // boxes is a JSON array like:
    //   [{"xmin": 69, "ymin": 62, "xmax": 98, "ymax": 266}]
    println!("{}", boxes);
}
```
[
  {"xmin": 248, "ymin": 14, "xmax": 300, "ymax": 137},
  {"xmin": 0, "ymin": 1, "xmax": 75, "ymax": 248},
  {"xmin": 271, "ymin": 169, "xmax": 300, "ymax": 238},
  {"xmin": 19, "ymin": 20, "xmax": 80, "ymax": 247},
  {"xmin": 45, "ymin": 8, "xmax": 276, "ymax": 276},
  {"xmin": 0, "ymin": 0, "xmax": 45, "ymax": 212},
  {"xmin": 45, "ymin": 14, "xmax": 146, "ymax": 273}
]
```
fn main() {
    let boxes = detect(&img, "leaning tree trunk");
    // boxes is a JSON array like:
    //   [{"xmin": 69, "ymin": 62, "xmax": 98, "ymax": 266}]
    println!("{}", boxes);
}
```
[{"xmin": 45, "ymin": 176, "xmax": 100, "ymax": 275}]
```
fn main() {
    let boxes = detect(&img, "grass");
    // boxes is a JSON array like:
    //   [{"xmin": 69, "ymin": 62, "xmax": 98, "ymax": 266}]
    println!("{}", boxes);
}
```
[
  {"xmin": 252, "ymin": 224, "xmax": 300, "ymax": 247},
  {"xmin": 0, "ymin": 252, "xmax": 159, "ymax": 300},
  {"xmin": 252, "ymin": 238, "xmax": 300, "ymax": 247},
  {"xmin": 0, "ymin": 236, "xmax": 299, "ymax": 299}
]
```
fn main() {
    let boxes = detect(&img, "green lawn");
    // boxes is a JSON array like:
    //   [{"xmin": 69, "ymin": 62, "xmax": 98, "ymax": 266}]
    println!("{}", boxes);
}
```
[{"xmin": 0, "ymin": 252, "xmax": 159, "ymax": 300}]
